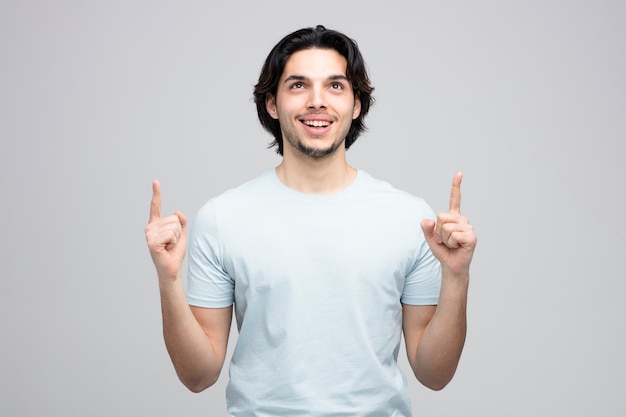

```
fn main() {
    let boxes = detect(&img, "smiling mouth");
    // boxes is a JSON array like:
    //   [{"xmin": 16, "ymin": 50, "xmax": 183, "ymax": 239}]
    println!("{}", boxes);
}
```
[{"xmin": 302, "ymin": 120, "xmax": 331, "ymax": 128}]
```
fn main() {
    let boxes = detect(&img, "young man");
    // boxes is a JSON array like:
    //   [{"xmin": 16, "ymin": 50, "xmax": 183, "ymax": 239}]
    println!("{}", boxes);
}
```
[{"xmin": 145, "ymin": 25, "xmax": 477, "ymax": 416}]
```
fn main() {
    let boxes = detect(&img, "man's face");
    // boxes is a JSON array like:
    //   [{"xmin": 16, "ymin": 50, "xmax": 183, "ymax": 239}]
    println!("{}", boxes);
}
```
[{"xmin": 266, "ymin": 48, "xmax": 361, "ymax": 159}]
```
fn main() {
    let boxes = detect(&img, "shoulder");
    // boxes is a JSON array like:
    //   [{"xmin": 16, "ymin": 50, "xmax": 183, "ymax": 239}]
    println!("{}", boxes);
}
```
[
  {"xmin": 197, "ymin": 170, "xmax": 275, "ymax": 211},
  {"xmin": 192, "ymin": 170, "xmax": 276, "ymax": 226},
  {"xmin": 215, "ymin": 170, "xmax": 275, "ymax": 201},
  {"xmin": 356, "ymin": 171, "xmax": 436, "ymax": 219}
]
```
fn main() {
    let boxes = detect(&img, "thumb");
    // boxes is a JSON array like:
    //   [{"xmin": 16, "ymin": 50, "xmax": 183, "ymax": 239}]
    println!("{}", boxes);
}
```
[
  {"xmin": 420, "ymin": 219, "xmax": 437, "ymax": 246},
  {"xmin": 175, "ymin": 211, "xmax": 188, "ymax": 236},
  {"xmin": 163, "ymin": 211, "xmax": 188, "ymax": 252}
]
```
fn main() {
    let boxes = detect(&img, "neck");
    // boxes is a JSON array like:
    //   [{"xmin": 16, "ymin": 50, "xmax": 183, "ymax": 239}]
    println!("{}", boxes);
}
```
[{"xmin": 276, "ymin": 149, "xmax": 357, "ymax": 195}]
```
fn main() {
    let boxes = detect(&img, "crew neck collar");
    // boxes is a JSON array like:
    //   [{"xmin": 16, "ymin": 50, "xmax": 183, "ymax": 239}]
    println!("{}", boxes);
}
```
[{"xmin": 268, "ymin": 168, "xmax": 364, "ymax": 201}]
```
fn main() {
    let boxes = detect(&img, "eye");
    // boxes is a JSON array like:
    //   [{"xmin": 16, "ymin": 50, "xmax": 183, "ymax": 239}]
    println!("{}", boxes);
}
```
[
  {"xmin": 330, "ymin": 82, "xmax": 344, "ymax": 90},
  {"xmin": 290, "ymin": 82, "xmax": 305, "ymax": 89}
]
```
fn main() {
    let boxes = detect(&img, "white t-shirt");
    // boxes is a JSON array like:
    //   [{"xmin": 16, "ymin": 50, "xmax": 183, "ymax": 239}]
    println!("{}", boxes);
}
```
[{"xmin": 187, "ymin": 169, "xmax": 441, "ymax": 417}]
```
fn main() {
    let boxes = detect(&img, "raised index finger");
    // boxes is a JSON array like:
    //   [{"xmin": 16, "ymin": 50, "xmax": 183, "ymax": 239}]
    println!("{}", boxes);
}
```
[
  {"xmin": 449, "ymin": 171, "xmax": 463, "ymax": 214},
  {"xmin": 149, "ymin": 179, "xmax": 162, "ymax": 222}
]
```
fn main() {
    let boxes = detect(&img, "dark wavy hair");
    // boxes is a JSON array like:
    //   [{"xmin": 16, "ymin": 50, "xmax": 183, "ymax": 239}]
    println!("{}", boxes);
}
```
[{"xmin": 253, "ymin": 25, "xmax": 375, "ymax": 155}]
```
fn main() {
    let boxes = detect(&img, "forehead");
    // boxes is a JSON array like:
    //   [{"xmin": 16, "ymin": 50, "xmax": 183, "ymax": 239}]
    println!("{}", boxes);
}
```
[{"xmin": 281, "ymin": 48, "xmax": 348, "ymax": 80}]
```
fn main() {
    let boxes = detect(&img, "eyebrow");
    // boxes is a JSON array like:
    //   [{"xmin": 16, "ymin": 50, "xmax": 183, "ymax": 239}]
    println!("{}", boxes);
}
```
[{"xmin": 283, "ymin": 74, "xmax": 349, "ymax": 84}]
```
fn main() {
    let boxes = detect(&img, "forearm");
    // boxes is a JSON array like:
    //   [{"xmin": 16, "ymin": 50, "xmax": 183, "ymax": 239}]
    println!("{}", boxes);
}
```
[
  {"xmin": 159, "ymin": 276, "xmax": 222, "ymax": 392},
  {"xmin": 412, "ymin": 269, "xmax": 469, "ymax": 390},
  {"xmin": 146, "ymin": 182, "xmax": 227, "ymax": 391}
]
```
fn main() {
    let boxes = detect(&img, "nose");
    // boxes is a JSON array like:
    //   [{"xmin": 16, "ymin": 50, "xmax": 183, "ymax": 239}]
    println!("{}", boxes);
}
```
[{"xmin": 307, "ymin": 85, "xmax": 326, "ymax": 109}]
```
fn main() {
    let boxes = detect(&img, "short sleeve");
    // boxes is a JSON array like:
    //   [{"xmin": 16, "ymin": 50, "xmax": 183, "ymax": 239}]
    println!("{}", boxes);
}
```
[
  {"xmin": 186, "ymin": 200, "xmax": 235, "ymax": 308},
  {"xmin": 401, "ymin": 204, "xmax": 441, "ymax": 305}
]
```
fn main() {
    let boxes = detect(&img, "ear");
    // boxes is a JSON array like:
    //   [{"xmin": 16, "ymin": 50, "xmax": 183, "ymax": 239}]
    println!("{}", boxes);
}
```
[
  {"xmin": 352, "ymin": 95, "xmax": 361, "ymax": 120},
  {"xmin": 266, "ymin": 94, "xmax": 278, "ymax": 120}
]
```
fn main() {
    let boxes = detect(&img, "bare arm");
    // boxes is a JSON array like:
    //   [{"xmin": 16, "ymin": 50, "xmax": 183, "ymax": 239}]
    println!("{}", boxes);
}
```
[
  {"xmin": 403, "ymin": 172, "xmax": 476, "ymax": 390},
  {"xmin": 403, "ymin": 273, "xmax": 468, "ymax": 390},
  {"xmin": 145, "ymin": 180, "xmax": 232, "ymax": 392},
  {"xmin": 159, "ymin": 279, "xmax": 232, "ymax": 392}
]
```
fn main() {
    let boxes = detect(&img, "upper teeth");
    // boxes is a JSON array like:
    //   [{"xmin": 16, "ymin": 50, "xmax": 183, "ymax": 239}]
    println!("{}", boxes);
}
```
[{"xmin": 304, "ymin": 120, "xmax": 330, "ymax": 127}]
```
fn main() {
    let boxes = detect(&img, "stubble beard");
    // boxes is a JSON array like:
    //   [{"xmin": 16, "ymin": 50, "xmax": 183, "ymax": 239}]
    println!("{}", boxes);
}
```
[
  {"xmin": 288, "ymin": 134, "xmax": 344, "ymax": 158},
  {"xmin": 281, "ymin": 120, "xmax": 350, "ymax": 159}
]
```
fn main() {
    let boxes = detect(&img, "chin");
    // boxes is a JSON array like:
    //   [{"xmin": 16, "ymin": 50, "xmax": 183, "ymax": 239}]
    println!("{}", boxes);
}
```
[{"xmin": 297, "ymin": 141, "xmax": 342, "ymax": 158}]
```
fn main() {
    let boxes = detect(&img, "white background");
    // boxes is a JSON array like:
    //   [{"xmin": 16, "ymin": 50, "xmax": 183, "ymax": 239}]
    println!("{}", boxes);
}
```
[{"xmin": 1, "ymin": 0, "xmax": 624, "ymax": 415}]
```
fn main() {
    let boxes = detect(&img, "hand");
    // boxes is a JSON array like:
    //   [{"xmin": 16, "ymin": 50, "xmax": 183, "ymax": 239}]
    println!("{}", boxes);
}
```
[
  {"xmin": 145, "ymin": 180, "xmax": 187, "ymax": 281},
  {"xmin": 421, "ymin": 172, "xmax": 477, "ymax": 277}
]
